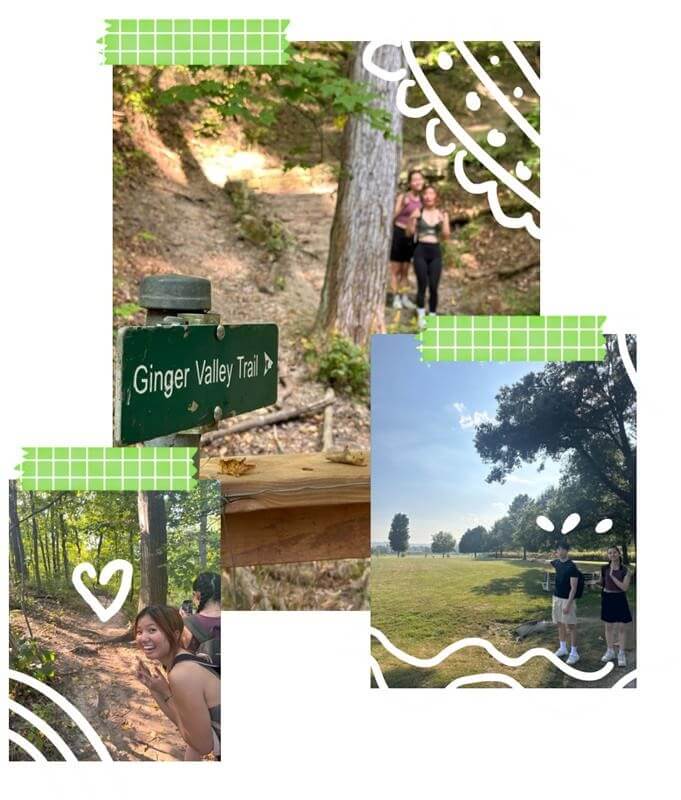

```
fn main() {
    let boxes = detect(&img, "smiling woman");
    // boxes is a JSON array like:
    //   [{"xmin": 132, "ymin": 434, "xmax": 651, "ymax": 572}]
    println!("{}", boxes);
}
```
[{"xmin": 134, "ymin": 605, "xmax": 220, "ymax": 760}]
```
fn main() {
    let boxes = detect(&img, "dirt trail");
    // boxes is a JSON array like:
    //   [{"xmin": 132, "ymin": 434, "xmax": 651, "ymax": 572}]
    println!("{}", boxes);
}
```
[{"xmin": 11, "ymin": 600, "xmax": 186, "ymax": 761}]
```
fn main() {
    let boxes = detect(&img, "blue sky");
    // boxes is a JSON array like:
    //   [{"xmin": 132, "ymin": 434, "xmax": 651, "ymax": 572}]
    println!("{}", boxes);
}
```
[{"xmin": 371, "ymin": 335, "xmax": 563, "ymax": 545}]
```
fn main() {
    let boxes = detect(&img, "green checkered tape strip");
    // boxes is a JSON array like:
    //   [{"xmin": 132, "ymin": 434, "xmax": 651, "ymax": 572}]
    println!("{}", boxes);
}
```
[
  {"xmin": 417, "ymin": 316, "xmax": 607, "ymax": 362},
  {"xmin": 100, "ymin": 19, "xmax": 290, "ymax": 65},
  {"xmin": 18, "ymin": 448, "xmax": 197, "ymax": 492}
]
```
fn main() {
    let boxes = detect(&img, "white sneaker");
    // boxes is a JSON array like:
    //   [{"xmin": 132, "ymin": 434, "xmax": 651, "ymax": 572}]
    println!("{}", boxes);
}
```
[
  {"xmin": 554, "ymin": 646, "xmax": 568, "ymax": 658},
  {"xmin": 566, "ymin": 651, "xmax": 580, "ymax": 666},
  {"xmin": 417, "ymin": 308, "xmax": 426, "ymax": 330},
  {"xmin": 392, "ymin": 294, "xmax": 403, "ymax": 309},
  {"xmin": 601, "ymin": 648, "xmax": 616, "ymax": 662},
  {"xmin": 401, "ymin": 294, "xmax": 416, "ymax": 310},
  {"xmin": 617, "ymin": 651, "xmax": 627, "ymax": 668}
]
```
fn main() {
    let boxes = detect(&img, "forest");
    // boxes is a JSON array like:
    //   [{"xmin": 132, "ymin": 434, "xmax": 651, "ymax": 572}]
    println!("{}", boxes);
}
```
[{"xmin": 9, "ymin": 483, "xmax": 220, "ymax": 761}]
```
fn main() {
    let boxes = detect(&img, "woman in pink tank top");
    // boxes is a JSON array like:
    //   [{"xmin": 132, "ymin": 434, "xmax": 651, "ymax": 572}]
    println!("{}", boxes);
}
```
[{"xmin": 390, "ymin": 170, "xmax": 424, "ymax": 310}]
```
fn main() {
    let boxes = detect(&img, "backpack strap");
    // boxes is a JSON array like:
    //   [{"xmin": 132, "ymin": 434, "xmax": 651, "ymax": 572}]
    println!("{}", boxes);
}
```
[{"xmin": 171, "ymin": 653, "xmax": 220, "ymax": 677}]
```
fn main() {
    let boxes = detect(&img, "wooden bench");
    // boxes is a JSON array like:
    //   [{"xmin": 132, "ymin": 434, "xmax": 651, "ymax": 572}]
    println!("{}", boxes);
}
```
[
  {"xmin": 540, "ymin": 570, "xmax": 601, "ymax": 592},
  {"xmin": 200, "ymin": 452, "xmax": 370, "ymax": 567}
]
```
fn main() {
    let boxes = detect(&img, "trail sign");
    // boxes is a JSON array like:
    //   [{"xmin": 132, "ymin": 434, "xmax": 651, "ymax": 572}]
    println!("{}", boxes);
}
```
[{"xmin": 114, "ymin": 323, "xmax": 278, "ymax": 445}]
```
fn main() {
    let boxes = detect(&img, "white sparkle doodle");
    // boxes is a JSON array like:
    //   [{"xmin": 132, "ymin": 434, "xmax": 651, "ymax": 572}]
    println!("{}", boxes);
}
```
[
  {"xmin": 516, "ymin": 160, "xmax": 532, "ymax": 181},
  {"xmin": 535, "ymin": 513, "xmax": 581, "ymax": 535},
  {"xmin": 362, "ymin": 41, "xmax": 541, "ymax": 240},
  {"xmin": 487, "ymin": 128, "xmax": 507, "ymax": 147},
  {"xmin": 466, "ymin": 90, "xmax": 481, "ymax": 111}
]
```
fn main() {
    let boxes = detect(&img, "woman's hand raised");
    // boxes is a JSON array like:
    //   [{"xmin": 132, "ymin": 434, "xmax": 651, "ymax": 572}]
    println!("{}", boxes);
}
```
[{"xmin": 135, "ymin": 658, "xmax": 171, "ymax": 697}]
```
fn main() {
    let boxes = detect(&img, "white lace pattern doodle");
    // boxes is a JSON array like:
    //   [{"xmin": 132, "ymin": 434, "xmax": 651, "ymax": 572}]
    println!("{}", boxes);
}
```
[{"xmin": 362, "ymin": 41, "xmax": 541, "ymax": 240}]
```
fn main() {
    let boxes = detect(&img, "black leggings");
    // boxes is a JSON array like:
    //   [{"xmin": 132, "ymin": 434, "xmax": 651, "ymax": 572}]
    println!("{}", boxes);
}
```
[{"xmin": 413, "ymin": 242, "xmax": 442, "ymax": 313}]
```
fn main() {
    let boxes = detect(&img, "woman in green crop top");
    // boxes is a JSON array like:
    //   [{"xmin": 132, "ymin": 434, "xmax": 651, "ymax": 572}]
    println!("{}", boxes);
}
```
[{"xmin": 407, "ymin": 185, "xmax": 450, "ymax": 328}]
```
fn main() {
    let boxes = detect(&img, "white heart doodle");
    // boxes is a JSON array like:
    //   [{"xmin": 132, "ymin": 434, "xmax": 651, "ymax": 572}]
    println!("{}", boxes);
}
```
[{"xmin": 71, "ymin": 560, "xmax": 133, "ymax": 622}]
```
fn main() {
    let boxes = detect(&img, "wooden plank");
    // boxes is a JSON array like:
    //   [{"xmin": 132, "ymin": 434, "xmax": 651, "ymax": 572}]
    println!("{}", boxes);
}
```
[
  {"xmin": 221, "ymin": 502, "xmax": 370, "ymax": 567},
  {"xmin": 201, "ymin": 452, "xmax": 369, "ymax": 512}
]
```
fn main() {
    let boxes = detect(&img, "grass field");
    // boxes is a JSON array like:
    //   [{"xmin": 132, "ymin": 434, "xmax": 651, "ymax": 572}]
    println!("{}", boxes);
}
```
[{"xmin": 371, "ymin": 554, "xmax": 637, "ymax": 688}]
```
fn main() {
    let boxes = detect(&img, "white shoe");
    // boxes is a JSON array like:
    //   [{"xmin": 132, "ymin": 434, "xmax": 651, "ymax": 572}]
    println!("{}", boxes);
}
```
[
  {"xmin": 417, "ymin": 308, "xmax": 426, "ymax": 330},
  {"xmin": 401, "ymin": 294, "xmax": 416, "ymax": 310},
  {"xmin": 554, "ymin": 646, "xmax": 568, "ymax": 658},
  {"xmin": 566, "ymin": 651, "xmax": 580, "ymax": 666},
  {"xmin": 601, "ymin": 648, "xmax": 616, "ymax": 662},
  {"xmin": 617, "ymin": 651, "xmax": 627, "ymax": 667},
  {"xmin": 392, "ymin": 294, "xmax": 403, "ymax": 309}
]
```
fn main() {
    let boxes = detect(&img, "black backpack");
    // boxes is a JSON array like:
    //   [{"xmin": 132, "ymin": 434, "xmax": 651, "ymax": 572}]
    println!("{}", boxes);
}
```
[
  {"xmin": 574, "ymin": 566, "xmax": 585, "ymax": 599},
  {"xmin": 184, "ymin": 615, "xmax": 220, "ymax": 671}
]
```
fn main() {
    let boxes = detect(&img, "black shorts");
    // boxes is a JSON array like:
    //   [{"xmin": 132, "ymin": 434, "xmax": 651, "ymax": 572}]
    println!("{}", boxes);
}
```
[
  {"xmin": 390, "ymin": 225, "xmax": 415, "ymax": 263},
  {"xmin": 601, "ymin": 591, "xmax": 633, "ymax": 623}
]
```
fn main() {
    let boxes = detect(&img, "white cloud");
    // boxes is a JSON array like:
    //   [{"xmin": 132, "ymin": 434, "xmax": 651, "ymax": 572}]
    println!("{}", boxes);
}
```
[
  {"xmin": 506, "ymin": 474, "xmax": 533, "ymax": 485},
  {"xmin": 452, "ymin": 401, "xmax": 493, "ymax": 430}
]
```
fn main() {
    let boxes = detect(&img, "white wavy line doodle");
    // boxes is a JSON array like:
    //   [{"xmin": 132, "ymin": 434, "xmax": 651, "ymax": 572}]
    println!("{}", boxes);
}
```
[
  {"xmin": 362, "ymin": 41, "xmax": 541, "ymax": 241},
  {"xmin": 370, "ymin": 626, "xmax": 614, "ymax": 682},
  {"xmin": 454, "ymin": 40, "xmax": 540, "ymax": 147},
  {"xmin": 617, "ymin": 332, "xmax": 638, "ymax": 392},
  {"xmin": 446, "ymin": 672, "xmax": 525, "ymax": 689},
  {"xmin": 370, "ymin": 655, "xmax": 389, "ymax": 689},
  {"xmin": 453, "ymin": 150, "xmax": 540, "ymax": 238},
  {"xmin": 503, "ymin": 40, "xmax": 541, "ymax": 96},
  {"xmin": 8, "ymin": 729, "xmax": 48, "ymax": 761},
  {"xmin": 10, "ymin": 669, "xmax": 113, "ymax": 761},
  {"xmin": 612, "ymin": 668, "xmax": 637, "ymax": 689},
  {"xmin": 9, "ymin": 699, "xmax": 77, "ymax": 762}
]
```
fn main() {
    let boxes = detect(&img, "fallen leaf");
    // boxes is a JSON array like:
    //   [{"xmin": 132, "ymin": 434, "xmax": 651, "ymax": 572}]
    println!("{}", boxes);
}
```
[
  {"xmin": 325, "ymin": 448, "xmax": 369, "ymax": 467},
  {"xmin": 219, "ymin": 457, "xmax": 256, "ymax": 476}
]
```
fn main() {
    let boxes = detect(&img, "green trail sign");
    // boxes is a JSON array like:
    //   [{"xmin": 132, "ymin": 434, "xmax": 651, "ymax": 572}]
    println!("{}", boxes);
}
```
[{"xmin": 114, "ymin": 323, "xmax": 278, "ymax": 445}]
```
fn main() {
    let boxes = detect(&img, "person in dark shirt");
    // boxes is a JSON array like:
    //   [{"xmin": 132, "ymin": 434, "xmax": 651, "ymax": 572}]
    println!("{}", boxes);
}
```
[
  {"xmin": 596, "ymin": 545, "xmax": 634, "ymax": 667},
  {"xmin": 549, "ymin": 541, "xmax": 580, "ymax": 665}
]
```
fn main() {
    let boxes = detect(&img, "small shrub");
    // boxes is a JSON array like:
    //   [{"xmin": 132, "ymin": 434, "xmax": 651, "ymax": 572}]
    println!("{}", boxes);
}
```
[
  {"xmin": 10, "ymin": 635, "xmax": 57, "ymax": 686},
  {"xmin": 308, "ymin": 334, "xmax": 369, "ymax": 398}
]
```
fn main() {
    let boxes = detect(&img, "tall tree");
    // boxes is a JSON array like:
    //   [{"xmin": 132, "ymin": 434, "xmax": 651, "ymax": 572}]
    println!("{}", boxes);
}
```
[
  {"xmin": 507, "ymin": 494, "xmax": 539, "ymax": 560},
  {"xmin": 58, "ymin": 509, "xmax": 69, "ymax": 577},
  {"xmin": 475, "ymin": 336, "xmax": 635, "ymax": 514},
  {"xmin": 431, "ymin": 531, "xmax": 456, "ymax": 557},
  {"xmin": 388, "ymin": 512, "xmax": 410, "ymax": 557},
  {"xmin": 137, "ymin": 491, "xmax": 168, "ymax": 609},
  {"xmin": 315, "ymin": 43, "xmax": 403, "ymax": 346},
  {"xmin": 458, "ymin": 525, "xmax": 488, "ymax": 558},
  {"xmin": 28, "ymin": 492, "xmax": 42, "ymax": 588},
  {"xmin": 198, "ymin": 480, "xmax": 208, "ymax": 569},
  {"xmin": 8, "ymin": 482, "xmax": 27, "ymax": 581}
]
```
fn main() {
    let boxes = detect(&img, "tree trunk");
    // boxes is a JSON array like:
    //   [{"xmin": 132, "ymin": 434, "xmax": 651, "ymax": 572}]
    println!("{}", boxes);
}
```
[
  {"xmin": 137, "ymin": 491, "xmax": 168, "ymax": 610},
  {"xmin": 198, "ymin": 481, "xmax": 208, "ymax": 569},
  {"xmin": 50, "ymin": 506, "xmax": 59, "ymax": 578},
  {"xmin": 29, "ymin": 492, "xmax": 42, "ymax": 588},
  {"xmin": 58, "ymin": 511, "xmax": 69, "ymax": 577},
  {"xmin": 315, "ymin": 42, "xmax": 403, "ymax": 346},
  {"xmin": 9, "ymin": 482, "xmax": 27, "ymax": 580},
  {"xmin": 523, "ymin": 546, "xmax": 527, "ymax": 560}
]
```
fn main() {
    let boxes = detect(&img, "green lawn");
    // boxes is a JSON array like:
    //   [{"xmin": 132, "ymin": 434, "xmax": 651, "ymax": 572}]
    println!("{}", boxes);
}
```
[{"xmin": 371, "ymin": 554, "xmax": 636, "ymax": 688}]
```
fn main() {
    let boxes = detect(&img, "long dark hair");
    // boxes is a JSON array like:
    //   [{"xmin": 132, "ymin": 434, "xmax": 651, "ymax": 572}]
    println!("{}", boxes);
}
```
[
  {"xmin": 135, "ymin": 604, "xmax": 184, "ymax": 660},
  {"xmin": 193, "ymin": 572, "xmax": 221, "ymax": 612}
]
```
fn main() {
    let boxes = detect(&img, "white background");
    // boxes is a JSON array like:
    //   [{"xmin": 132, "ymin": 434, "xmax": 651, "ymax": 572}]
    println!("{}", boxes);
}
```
[{"xmin": 1, "ymin": 1, "xmax": 679, "ymax": 797}]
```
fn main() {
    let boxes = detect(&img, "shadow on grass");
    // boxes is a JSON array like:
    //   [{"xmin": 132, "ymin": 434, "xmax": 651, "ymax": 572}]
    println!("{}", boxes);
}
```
[
  {"xmin": 377, "ymin": 665, "xmax": 441, "ymax": 689},
  {"xmin": 470, "ymin": 566, "xmax": 543, "ymax": 597}
]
